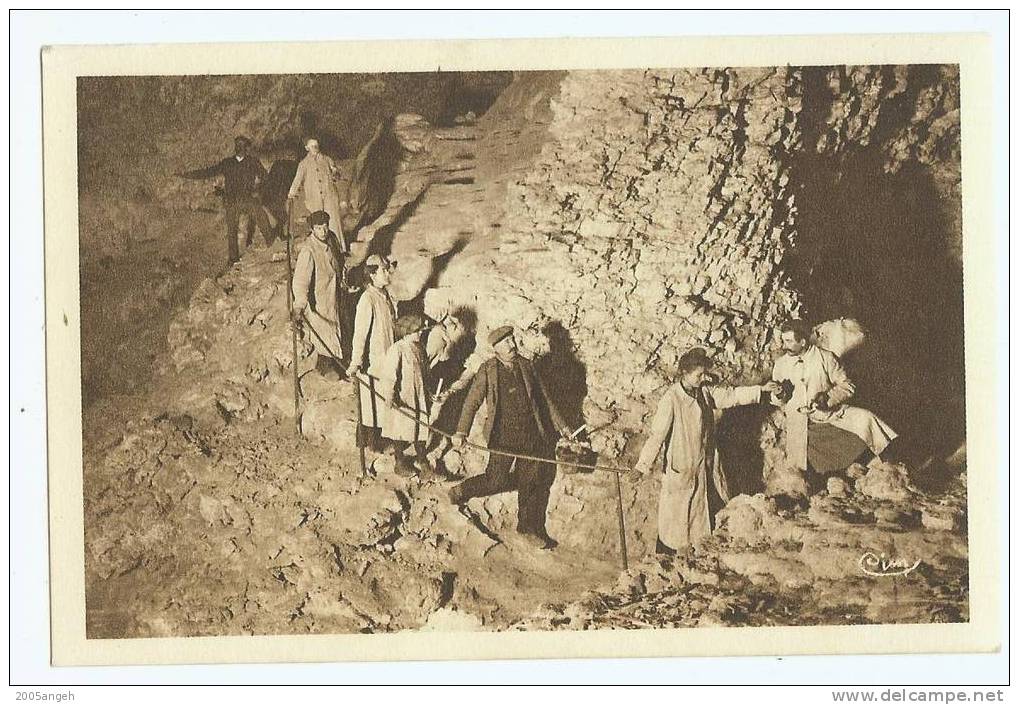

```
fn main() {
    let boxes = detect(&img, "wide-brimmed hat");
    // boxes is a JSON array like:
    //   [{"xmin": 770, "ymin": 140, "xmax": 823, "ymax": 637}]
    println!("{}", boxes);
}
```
[
  {"xmin": 364, "ymin": 254, "xmax": 397, "ymax": 269},
  {"xmin": 488, "ymin": 325, "xmax": 514, "ymax": 347}
]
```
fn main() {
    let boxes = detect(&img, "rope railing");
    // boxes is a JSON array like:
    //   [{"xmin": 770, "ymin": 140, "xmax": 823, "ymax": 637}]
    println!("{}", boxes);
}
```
[
  {"xmin": 295, "ymin": 311, "xmax": 631, "ymax": 567},
  {"xmin": 350, "ymin": 369, "xmax": 629, "ymax": 475},
  {"xmin": 350, "ymin": 370, "xmax": 631, "ymax": 568}
]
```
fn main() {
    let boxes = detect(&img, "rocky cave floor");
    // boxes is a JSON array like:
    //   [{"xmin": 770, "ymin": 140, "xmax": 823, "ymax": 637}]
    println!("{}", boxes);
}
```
[{"xmin": 82, "ymin": 245, "xmax": 969, "ymax": 639}]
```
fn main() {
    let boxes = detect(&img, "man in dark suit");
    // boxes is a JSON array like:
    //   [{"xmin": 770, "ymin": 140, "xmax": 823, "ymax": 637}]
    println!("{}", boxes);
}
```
[
  {"xmin": 449, "ymin": 326, "xmax": 573, "ymax": 550},
  {"xmin": 177, "ymin": 136, "xmax": 274, "ymax": 265}
]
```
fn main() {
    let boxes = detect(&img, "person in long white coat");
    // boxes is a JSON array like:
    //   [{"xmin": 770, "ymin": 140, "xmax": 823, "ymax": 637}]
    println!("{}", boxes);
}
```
[
  {"xmin": 373, "ymin": 313, "xmax": 434, "ymax": 478},
  {"xmin": 771, "ymin": 320, "xmax": 897, "ymax": 474},
  {"xmin": 291, "ymin": 210, "xmax": 346, "ymax": 379},
  {"xmin": 631, "ymin": 348, "xmax": 782, "ymax": 553},
  {"xmin": 346, "ymin": 255, "xmax": 397, "ymax": 451},
  {"xmin": 424, "ymin": 312, "xmax": 472, "ymax": 452},
  {"xmin": 286, "ymin": 137, "xmax": 346, "ymax": 246}
]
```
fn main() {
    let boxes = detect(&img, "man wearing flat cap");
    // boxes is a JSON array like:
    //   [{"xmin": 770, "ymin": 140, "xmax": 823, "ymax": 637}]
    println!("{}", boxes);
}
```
[
  {"xmin": 347, "ymin": 254, "xmax": 398, "ymax": 451},
  {"xmin": 291, "ymin": 210, "xmax": 349, "ymax": 379},
  {"xmin": 449, "ymin": 326, "xmax": 573, "ymax": 550},
  {"xmin": 631, "ymin": 347, "xmax": 782, "ymax": 554}
]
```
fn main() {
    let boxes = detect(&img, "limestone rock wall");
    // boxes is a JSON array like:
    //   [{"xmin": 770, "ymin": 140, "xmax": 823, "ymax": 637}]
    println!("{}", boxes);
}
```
[
  {"xmin": 81, "ymin": 66, "xmax": 967, "ymax": 634},
  {"xmin": 383, "ymin": 65, "xmax": 962, "ymax": 556},
  {"xmin": 364, "ymin": 65, "xmax": 963, "ymax": 470},
  {"xmin": 489, "ymin": 68, "xmax": 802, "ymax": 451},
  {"xmin": 387, "ymin": 69, "xmax": 806, "ymax": 559},
  {"xmin": 82, "ymin": 65, "xmax": 964, "ymax": 571}
]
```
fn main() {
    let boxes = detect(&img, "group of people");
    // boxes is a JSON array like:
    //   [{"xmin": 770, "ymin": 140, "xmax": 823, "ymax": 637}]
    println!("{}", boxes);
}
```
[
  {"xmin": 631, "ymin": 322, "xmax": 897, "ymax": 555},
  {"xmin": 290, "ymin": 220, "xmax": 569, "ymax": 551},
  {"xmin": 178, "ymin": 134, "xmax": 345, "ymax": 265},
  {"xmin": 181, "ymin": 136, "xmax": 899, "ymax": 555}
]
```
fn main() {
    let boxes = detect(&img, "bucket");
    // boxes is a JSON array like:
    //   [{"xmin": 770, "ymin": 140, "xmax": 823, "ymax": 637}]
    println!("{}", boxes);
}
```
[{"xmin": 555, "ymin": 438, "xmax": 597, "ymax": 475}]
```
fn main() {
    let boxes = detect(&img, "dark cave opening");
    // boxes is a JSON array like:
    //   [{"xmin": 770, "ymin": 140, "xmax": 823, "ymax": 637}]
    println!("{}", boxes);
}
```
[
  {"xmin": 792, "ymin": 152, "xmax": 965, "ymax": 466},
  {"xmin": 433, "ymin": 71, "xmax": 514, "ymax": 127},
  {"xmin": 715, "ymin": 66, "xmax": 966, "ymax": 494},
  {"xmin": 785, "ymin": 70, "xmax": 966, "ymax": 484}
]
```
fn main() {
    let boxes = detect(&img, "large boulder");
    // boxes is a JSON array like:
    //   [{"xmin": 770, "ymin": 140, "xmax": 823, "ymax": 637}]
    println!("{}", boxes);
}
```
[{"xmin": 855, "ymin": 462, "xmax": 917, "ymax": 503}]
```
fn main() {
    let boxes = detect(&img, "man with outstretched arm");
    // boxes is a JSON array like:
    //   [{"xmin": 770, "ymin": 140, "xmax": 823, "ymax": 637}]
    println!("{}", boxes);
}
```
[
  {"xmin": 177, "ymin": 135, "xmax": 273, "ymax": 266},
  {"xmin": 631, "ymin": 348, "xmax": 782, "ymax": 555}
]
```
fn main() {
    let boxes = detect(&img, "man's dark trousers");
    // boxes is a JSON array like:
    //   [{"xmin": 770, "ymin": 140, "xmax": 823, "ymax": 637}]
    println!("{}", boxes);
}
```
[
  {"xmin": 456, "ymin": 446, "xmax": 556, "ymax": 536},
  {"xmin": 224, "ymin": 197, "xmax": 274, "ymax": 264},
  {"xmin": 452, "ymin": 355, "xmax": 566, "ymax": 538}
]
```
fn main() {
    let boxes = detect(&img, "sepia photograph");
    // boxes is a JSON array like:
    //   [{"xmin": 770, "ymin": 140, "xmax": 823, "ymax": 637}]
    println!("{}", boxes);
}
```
[{"xmin": 37, "ymin": 30, "xmax": 1000, "ymax": 668}]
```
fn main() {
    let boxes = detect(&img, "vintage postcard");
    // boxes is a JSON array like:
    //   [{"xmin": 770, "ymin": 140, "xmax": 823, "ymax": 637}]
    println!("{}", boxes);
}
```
[{"xmin": 42, "ymin": 33, "xmax": 999, "ymax": 666}]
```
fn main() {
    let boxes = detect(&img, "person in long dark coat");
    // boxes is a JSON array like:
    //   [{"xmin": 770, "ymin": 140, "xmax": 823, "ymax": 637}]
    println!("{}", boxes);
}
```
[
  {"xmin": 449, "ymin": 326, "xmax": 573, "ymax": 550},
  {"xmin": 177, "ymin": 136, "xmax": 274, "ymax": 265},
  {"xmin": 261, "ymin": 152, "xmax": 299, "ymax": 239}
]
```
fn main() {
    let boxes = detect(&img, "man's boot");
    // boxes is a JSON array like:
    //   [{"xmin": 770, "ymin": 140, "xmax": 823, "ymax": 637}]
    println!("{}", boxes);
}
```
[
  {"xmin": 414, "ymin": 456, "xmax": 436, "ymax": 481},
  {"xmin": 393, "ymin": 449, "xmax": 417, "ymax": 478},
  {"xmin": 447, "ymin": 483, "xmax": 465, "ymax": 507},
  {"xmin": 519, "ymin": 532, "xmax": 555, "ymax": 551},
  {"xmin": 655, "ymin": 538, "xmax": 676, "ymax": 556}
]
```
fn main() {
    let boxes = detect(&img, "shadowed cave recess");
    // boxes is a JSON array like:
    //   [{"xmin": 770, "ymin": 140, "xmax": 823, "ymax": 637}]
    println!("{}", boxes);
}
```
[{"xmin": 79, "ymin": 67, "xmax": 967, "ymax": 637}]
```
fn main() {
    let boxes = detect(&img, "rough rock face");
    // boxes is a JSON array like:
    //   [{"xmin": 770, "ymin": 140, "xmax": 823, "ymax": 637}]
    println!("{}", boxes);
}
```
[
  {"xmin": 486, "ymin": 68, "xmax": 802, "ymax": 436},
  {"xmin": 84, "ymin": 246, "xmax": 967, "ymax": 637},
  {"xmin": 807, "ymin": 64, "xmax": 961, "ymax": 255},
  {"xmin": 78, "ymin": 73, "xmax": 513, "ymax": 232},
  {"xmin": 360, "ymin": 66, "xmax": 964, "ymax": 554},
  {"xmin": 365, "ymin": 69, "xmax": 805, "ymax": 557},
  {"xmin": 84, "ymin": 249, "xmax": 623, "ymax": 638}
]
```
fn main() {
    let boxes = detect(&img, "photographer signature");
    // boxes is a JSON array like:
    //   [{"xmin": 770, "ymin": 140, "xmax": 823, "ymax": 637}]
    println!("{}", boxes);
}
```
[{"xmin": 859, "ymin": 552, "xmax": 921, "ymax": 577}]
